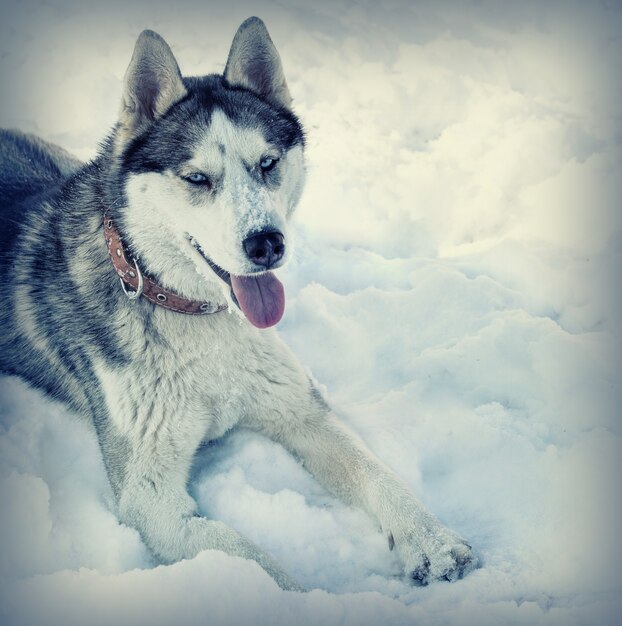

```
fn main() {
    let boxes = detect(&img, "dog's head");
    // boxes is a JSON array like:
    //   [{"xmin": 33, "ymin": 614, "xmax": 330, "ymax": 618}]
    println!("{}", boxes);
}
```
[{"xmin": 111, "ymin": 18, "xmax": 305, "ymax": 328}]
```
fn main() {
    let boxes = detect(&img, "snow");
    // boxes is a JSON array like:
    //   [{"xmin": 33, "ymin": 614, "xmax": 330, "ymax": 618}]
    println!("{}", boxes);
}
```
[{"xmin": 1, "ymin": 0, "xmax": 621, "ymax": 624}]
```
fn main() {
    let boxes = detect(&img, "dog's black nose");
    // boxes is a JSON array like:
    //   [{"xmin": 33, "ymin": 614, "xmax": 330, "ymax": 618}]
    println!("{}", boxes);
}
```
[{"xmin": 243, "ymin": 230, "xmax": 285, "ymax": 269}]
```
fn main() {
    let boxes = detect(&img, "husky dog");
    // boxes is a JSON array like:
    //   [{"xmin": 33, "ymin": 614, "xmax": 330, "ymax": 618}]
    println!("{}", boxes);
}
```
[{"xmin": 0, "ymin": 18, "xmax": 476, "ymax": 589}]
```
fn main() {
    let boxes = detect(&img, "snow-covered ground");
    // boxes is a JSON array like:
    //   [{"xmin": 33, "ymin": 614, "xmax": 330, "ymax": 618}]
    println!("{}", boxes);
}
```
[{"xmin": 1, "ymin": 1, "xmax": 621, "ymax": 624}]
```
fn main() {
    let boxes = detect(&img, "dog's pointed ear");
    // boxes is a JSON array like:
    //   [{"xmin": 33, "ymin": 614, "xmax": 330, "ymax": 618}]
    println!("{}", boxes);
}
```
[
  {"xmin": 224, "ymin": 17, "xmax": 292, "ymax": 109},
  {"xmin": 117, "ymin": 30, "xmax": 187, "ymax": 147}
]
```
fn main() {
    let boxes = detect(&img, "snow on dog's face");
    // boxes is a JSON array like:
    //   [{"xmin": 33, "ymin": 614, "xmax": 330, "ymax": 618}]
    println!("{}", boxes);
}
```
[{"xmin": 113, "ymin": 20, "xmax": 305, "ymax": 328}]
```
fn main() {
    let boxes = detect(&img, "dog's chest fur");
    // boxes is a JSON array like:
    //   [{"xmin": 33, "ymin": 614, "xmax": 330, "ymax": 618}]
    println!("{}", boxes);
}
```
[{"xmin": 97, "ymin": 306, "xmax": 309, "ymax": 450}]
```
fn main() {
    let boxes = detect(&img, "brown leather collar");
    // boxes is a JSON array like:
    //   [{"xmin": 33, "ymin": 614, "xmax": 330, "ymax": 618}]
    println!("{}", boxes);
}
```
[{"xmin": 103, "ymin": 212, "xmax": 228, "ymax": 315}]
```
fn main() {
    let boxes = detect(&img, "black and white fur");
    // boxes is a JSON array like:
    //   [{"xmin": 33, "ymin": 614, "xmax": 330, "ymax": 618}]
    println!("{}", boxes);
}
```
[{"xmin": 0, "ymin": 18, "xmax": 476, "ymax": 590}]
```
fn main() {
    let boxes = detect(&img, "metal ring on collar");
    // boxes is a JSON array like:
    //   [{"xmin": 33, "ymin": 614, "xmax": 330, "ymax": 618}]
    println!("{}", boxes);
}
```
[{"xmin": 120, "ymin": 258, "xmax": 144, "ymax": 301}]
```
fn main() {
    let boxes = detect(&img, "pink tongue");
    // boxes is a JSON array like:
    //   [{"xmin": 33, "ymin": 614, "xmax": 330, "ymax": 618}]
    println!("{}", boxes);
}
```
[{"xmin": 230, "ymin": 272, "xmax": 285, "ymax": 328}]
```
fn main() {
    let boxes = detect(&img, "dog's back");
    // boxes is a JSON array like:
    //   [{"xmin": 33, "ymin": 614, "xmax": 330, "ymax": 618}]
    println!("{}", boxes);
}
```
[
  {"xmin": 0, "ymin": 129, "xmax": 81, "ymax": 264},
  {"xmin": 0, "ymin": 130, "xmax": 92, "ymax": 407}
]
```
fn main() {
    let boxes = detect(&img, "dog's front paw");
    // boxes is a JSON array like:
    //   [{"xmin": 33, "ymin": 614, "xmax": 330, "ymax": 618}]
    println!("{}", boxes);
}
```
[{"xmin": 390, "ymin": 523, "xmax": 478, "ymax": 585}]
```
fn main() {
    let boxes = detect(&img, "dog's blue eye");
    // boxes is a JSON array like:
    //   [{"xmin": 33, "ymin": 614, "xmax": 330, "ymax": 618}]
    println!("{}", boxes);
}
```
[
  {"xmin": 259, "ymin": 157, "xmax": 278, "ymax": 172},
  {"xmin": 185, "ymin": 173, "xmax": 209, "ymax": 184}
]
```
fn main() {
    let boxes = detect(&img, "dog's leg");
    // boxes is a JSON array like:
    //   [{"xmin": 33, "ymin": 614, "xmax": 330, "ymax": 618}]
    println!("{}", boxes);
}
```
[
  {"xmin": 114, "ymin": 456, "xmax": 301, "ymax": 590},
  {"xmin": 250, "ymin": 387, "xmax": 477, "ymax": 585},
  {"xmin": 94, "ymin": 370, "xmax": 301, "ymax": 591}
]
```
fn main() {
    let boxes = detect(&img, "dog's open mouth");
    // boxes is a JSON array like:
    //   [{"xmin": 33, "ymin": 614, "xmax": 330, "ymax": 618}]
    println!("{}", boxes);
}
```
[{"xmin": 186, "ymin": 235, "xmax": 285, "ymax": 329}]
